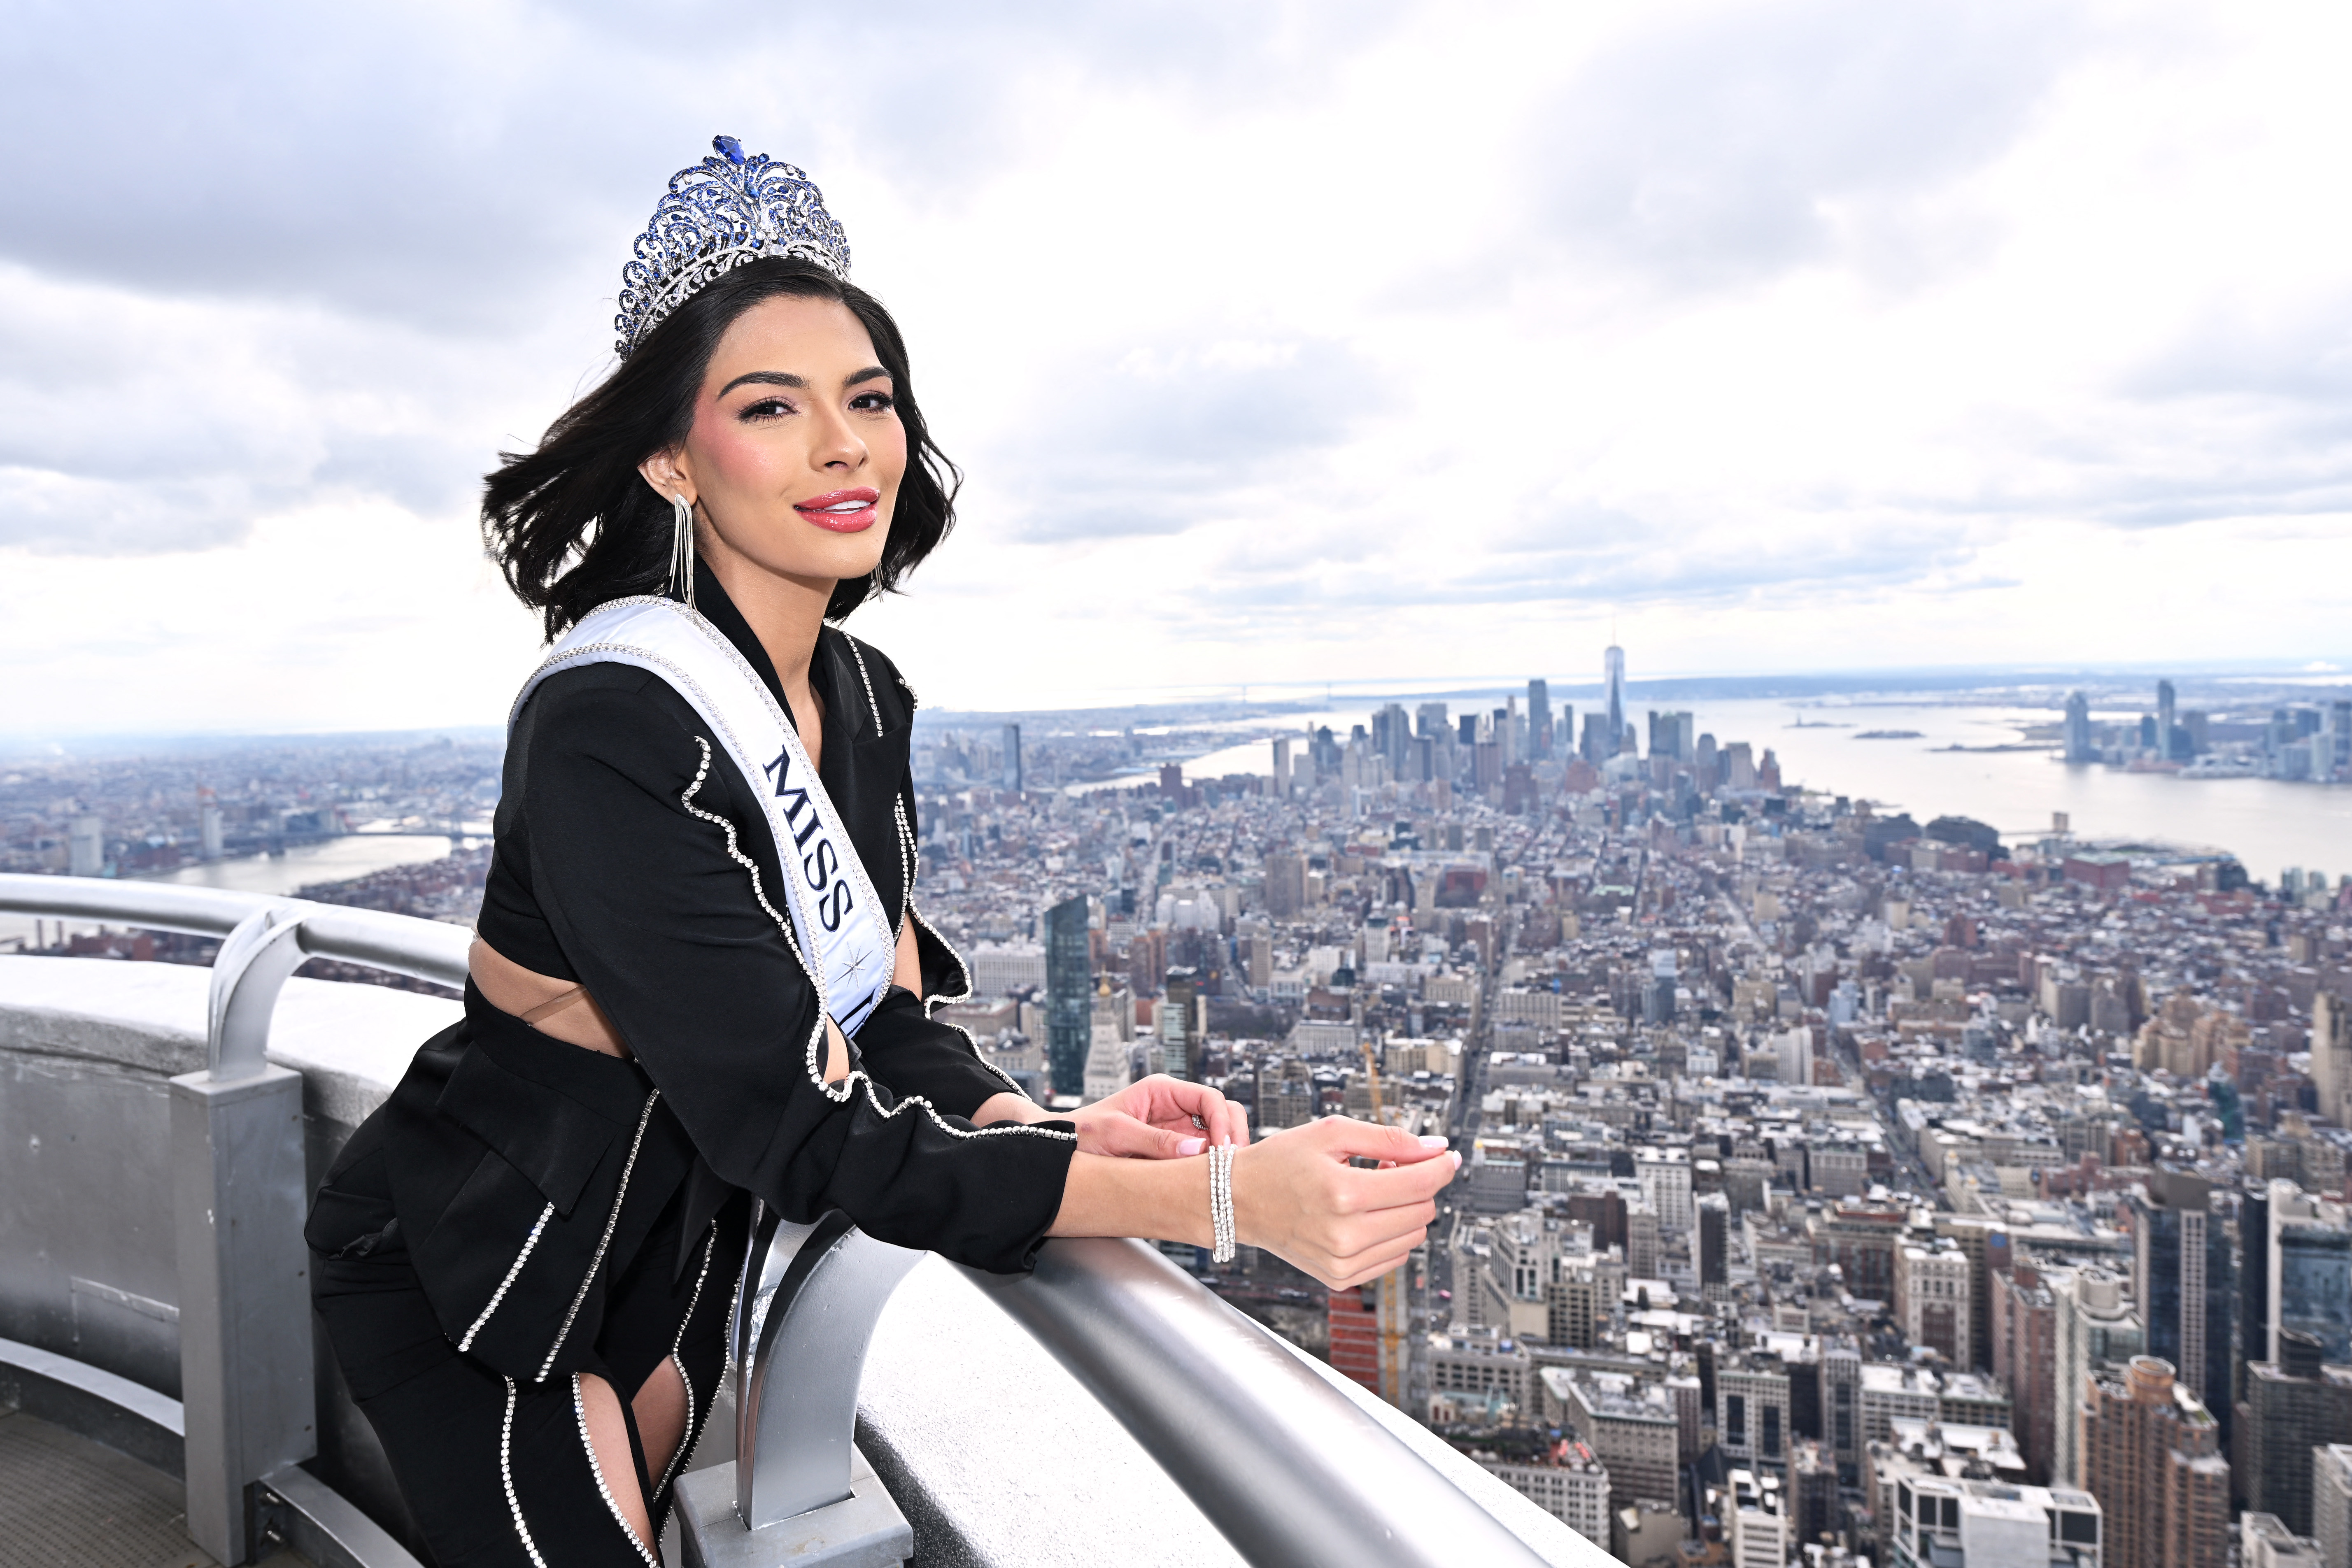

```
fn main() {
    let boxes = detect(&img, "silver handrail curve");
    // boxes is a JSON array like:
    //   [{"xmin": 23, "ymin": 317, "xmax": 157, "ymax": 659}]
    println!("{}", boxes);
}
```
[
  {"xmin": 967, "ymin": 1238, "xmax": 1549, "ymax": 1567},
  {"xmin": 0, "ymin": 872, "xmax": 471, "ymax": 989},
  {"xmin": 2, "ymin": 875, "xmax": 1565, "ymax": 1566}
]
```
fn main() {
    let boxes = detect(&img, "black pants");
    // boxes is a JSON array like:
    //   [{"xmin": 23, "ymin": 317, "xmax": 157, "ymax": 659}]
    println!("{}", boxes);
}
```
[{"xmin": 314, "ymin": 1156, "xmax": 750, "ymax": 1568}]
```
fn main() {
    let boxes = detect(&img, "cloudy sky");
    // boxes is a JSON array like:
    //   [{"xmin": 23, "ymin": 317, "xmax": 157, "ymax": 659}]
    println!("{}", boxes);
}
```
[{"xmin": 3, "ymin": 0, "xmax": 2348, "ymax": 734}]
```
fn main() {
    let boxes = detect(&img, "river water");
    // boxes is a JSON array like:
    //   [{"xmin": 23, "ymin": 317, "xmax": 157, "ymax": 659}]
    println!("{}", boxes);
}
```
[
  {"xmin": 1178, "ymin": 696, "xmax": 2352, "ymax": 884},
  {"xmin": 140, "ymin": 834, "xmax": 460, "ymax": 896},
  {"xmin": 2, "ymin": 834, "xmax": 457, "ymax": 951}
]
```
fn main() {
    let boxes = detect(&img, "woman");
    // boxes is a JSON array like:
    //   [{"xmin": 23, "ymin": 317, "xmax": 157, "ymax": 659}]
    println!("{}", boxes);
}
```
[{"xmin": 306, "ymin": 137, "xmax": 1457, "ymax": 1567}]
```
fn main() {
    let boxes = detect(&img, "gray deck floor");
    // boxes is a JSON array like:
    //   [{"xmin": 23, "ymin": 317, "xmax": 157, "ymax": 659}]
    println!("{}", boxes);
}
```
[{"xmin": 0, "ymin": 1407, "xmax": 309, "ymax": 1568}]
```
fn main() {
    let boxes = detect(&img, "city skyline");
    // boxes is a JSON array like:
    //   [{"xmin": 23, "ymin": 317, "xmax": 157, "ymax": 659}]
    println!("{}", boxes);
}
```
[
  {"xmin": 7, "ymin": 647, "xmax": 2352, "ymax": 747},
  {"xmin": 3, "ymin": 1, "xmax": 2351, "ymax": 734}
]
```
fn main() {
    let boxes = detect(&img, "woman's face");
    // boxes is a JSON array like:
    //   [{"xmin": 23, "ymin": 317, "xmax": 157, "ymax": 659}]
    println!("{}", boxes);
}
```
[{"xmin": 644, "ymin": 293, "xmax": 908, "ymax": 593}]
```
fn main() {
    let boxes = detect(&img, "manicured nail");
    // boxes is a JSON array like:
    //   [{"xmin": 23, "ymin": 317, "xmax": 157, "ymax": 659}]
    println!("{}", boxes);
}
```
[
  {"xmin": 1418, "ymin": 1135, "xmax": 1450, "ymax": 1148},
  {"xmin": 1178, "ymin": 1137, "xmax": 1205, "ymax": 1156},
  {"xmin": 1448, "ymin": 1151, "xmax": 1463, "ymax": 1168}
]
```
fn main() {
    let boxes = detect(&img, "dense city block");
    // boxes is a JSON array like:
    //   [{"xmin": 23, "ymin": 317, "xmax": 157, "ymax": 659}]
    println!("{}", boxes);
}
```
[{"xmin": 904, "ymin": 670, "xmax": 2352, "ymax": 1568}]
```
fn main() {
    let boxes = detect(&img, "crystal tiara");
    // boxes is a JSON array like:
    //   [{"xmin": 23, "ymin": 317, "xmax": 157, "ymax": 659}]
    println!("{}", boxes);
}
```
[{"xmin": 613, "ymin": 135, "xmax": 852, "ymax": 357}]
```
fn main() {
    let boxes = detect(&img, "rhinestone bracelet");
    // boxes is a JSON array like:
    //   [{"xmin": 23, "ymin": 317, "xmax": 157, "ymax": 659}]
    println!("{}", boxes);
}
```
[{"xmin": 1208, "ymin": 1144, "xmax": 1237, "ymax": 1263}]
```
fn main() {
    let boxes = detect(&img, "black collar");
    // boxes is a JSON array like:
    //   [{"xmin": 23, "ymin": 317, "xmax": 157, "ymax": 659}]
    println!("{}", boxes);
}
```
[{"xmin": 687, "ymin": 563, "xmax": 855, "ymax": 772}]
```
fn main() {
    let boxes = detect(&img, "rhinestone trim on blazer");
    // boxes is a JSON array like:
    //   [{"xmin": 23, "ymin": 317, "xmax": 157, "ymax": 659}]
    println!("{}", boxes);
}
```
[
  {"xmin": 573, "ymin": 1373, "xmax": 661, "ymax": 1566},
  {"xmin": 653, "ymin": 1225, "xmax": 719, "ymax": 1501},
  {"xmin": 682, "ymin": 737, "xmax": 1073, "ymax": 1144},
  {"xmin": 838, "ymin": 631, "xmax": 884, "ymax": 737},
  {"xmin": 682, "ymin": 737, "xmax": 838, "ymax": 1100},
  {"xmin": 501, "ymin": 1377, "xmax": 551, "ymax": 1568},
  {"xmin": 459, "ymin": 1203, "xmax": 555, "ymax": 1353},
  {"xmin": 537, "ymin": 1091, "xmax": 664, "ymax": 1382},
  {"xmin": 892, "ymin": 796, "xmax": 916, "ymax": 926}
]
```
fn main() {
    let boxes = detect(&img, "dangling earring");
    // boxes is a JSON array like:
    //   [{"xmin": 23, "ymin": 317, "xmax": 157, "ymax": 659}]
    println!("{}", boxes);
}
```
[{"xmin": 668, "ymin": 492, "xmax": 697, "ymax": 610}]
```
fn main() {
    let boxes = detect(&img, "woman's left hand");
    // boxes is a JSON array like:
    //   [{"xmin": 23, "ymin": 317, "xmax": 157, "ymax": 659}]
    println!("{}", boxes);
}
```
[{"xmin": 1068, "ymin": 1074, "xmax": 1249, "ymax": 1159}]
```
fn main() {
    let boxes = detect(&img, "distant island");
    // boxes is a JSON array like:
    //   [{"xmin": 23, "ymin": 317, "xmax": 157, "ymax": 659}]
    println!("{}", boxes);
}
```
[{"xmin": 1853, "ymin": 729, "xmax": 1925, "ymax": 740}]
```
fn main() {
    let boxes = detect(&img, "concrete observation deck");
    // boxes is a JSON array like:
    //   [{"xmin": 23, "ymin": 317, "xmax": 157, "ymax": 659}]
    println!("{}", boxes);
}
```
[{"xmin": 0, "ymin": 875, "xmax": 1607, "ymax": 1568}]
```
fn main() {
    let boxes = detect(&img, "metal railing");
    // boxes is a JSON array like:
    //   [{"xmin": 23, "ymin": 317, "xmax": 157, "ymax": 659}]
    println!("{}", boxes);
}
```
[
  {"xmin": 1, "ymin": 873, "xmax": 470, "ymax": 1566},
  {"xmin": 1, "ymin": 874, "xmax": 1556, "ymax": 1568}
]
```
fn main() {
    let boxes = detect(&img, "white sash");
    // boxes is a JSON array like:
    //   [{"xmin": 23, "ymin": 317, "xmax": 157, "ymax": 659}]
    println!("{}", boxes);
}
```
[{"xmin": 510, "ymin": 597, "xmax": 898, "ymax": 1036}]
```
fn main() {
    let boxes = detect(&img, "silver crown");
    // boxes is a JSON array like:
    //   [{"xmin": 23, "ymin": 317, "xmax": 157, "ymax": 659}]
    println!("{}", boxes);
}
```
[{"xmin": 614, "ymin": 135, "xmax": 852, "ymax": 356}]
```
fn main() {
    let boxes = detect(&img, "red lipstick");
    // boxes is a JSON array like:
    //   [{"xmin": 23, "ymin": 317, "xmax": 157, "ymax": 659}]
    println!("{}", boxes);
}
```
[{"xmin": 794, "ymin": 487, "xmax": 881, "ymax": 533}]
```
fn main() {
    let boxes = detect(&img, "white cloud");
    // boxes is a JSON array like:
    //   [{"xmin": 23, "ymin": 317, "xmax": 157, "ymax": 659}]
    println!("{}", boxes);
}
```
[{"xmin": 1, "ymin": 0, "xmax": 2348, "ymax": 733}]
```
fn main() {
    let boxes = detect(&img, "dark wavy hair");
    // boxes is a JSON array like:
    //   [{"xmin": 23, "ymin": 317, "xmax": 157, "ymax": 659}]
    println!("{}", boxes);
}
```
[{"xmin": 482, "ymin": 257, "xmax": 959, "ymax": 637}]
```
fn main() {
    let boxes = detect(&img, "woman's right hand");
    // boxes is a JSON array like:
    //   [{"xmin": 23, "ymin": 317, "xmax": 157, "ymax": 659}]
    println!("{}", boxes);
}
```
[{"xmin": 1233, "ymin": 1119, "xmax": 1458, "ymax": 1291}]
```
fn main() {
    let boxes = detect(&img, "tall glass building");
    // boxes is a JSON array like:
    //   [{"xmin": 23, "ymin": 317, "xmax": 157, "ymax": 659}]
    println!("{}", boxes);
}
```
[
  {"xmin": 1603, "ymin": 644, "xmax": 1626, "ymax": 755},
  {"xmin": 1044, "ymin": 894, "xmax": 1091, "ymax": 1100},
  {"xmin": 2131, "ymin": 1169, "xmax": 2236, "ymax": 1446},
  {"xmin": 2279, "ymin": 1222, "xmax": 2352, "ymax": 1363},
  {"xmin": 2250, "ymin": 1180, "xmax": 2352, "ymax": 1368}
]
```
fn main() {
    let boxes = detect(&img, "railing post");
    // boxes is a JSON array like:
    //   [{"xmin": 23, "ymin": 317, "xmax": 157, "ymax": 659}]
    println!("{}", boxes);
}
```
[
  {"xmin": 173, "ymin": 903, "xmax": 319, "ymax": 1563},
  {"xmin": 676, "ymin": 1206, "xmax": 919, "ymax": 1568}
]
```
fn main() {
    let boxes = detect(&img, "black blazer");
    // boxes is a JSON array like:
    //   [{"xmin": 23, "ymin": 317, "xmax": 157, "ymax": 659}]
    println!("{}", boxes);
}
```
[{"xmin": 308, "ymin": 566, "xmax": 1074, "ymax": 1383}]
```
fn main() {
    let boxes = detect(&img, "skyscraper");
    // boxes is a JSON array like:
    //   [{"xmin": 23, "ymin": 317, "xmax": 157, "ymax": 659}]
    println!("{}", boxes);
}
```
[
  {"xmin": 1527, "ymin": 679, "xmax": 1552, "ymax": 760},
  {"xmin": 1994, "ymin": 1263, "xmax": 2061, "ymax": 1483},
  {"xmin": 2256, "ymin": 1182, "xmax": 2352, "ymax": 1366},
  {"xmin": 1647, "ymin": 710, "xmax": 1694, "ymax": 764},
  {"xmin": 2244, "ymin": 1179, "xmax": 2272, "ymax": 1410},
  {"xmin": 1001, "ymin": 723, "xmax": 1023, "ymax": 791},
  {"xmin": 1416, "ymin": 702, "xmax": 1455, "ymax": 783},
  {"xmin": 1262, "ymin": 851, "xmax": 1306, "ymax": 919},
  {"xmin": 1699, "ymin": 1193, "xmax": 1729, "ymax": 1301},
  {"xmin": 1044, "ymin": 894, "xmax": 1091, "ymax": 1099},
  {"xmin": 2316, "ymin": 997, "xmax": 2352, "ymax": 1129},
  {"xmin": 1604, "ymin": 644, "xmax": 1626, "ymax": 757},
  {"xmin": 2054, "ymin": 1266, "xmax": 2144, "ymax": 1488},
  {"xmin": 2081, "ymin": 1356, "xmax": 2229, "ymax": 1568},
  {"xmin": 2158, "ymin": 680, "xmax": 2178, "ymax": 762},
  {"xmin": 1372, "ymin": 703, "xmax": 1413, "ymax": 780},
  {"xmin": 2132, "ymin": 1169, "xmax": 2236, "ymax": 1445},
  {"xmin": 2238, "ymin": 1331, "xmax": 2352, "ymax": 1536},
  {"xmin": 196, "ymin": 787, "xmax": 224, "ymax": 861},
  {"xmin": 1329, "ymin": 1264, "xmax": 1416, "ymax": 1410},
  {"xmin": 68, "ymin": 814, "xmax": 102, "ymax": 878},
  {"xmin": 2313, "ymin": 1445, "xmax": 2352, "ymax": 1568},
  {"xmin": 1161, "ymin": 967, "xmax": 1202, "ymax": 1081},
  {"xmin": 2065, "ymin": 691, "xmax": 2095, "ymax": 763}
]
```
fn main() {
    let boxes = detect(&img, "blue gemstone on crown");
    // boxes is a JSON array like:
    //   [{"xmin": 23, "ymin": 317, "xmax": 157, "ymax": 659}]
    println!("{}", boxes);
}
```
[{"xmin": 612, "ymin": 135, "xmax": 852, "ymax": 357}]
